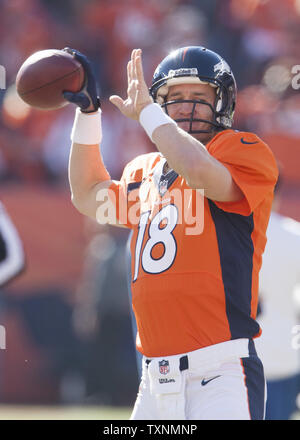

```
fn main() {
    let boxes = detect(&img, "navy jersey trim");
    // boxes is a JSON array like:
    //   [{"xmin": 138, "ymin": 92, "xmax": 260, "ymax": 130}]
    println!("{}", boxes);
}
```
[
  {"xmin": 161, "ymin": 170, "xmax": 179, "ymax": 189},
  {"xmin": 208, "ymin": 200, "xmax": 260, "ymax": 339},
  {"xmin": 241, "ymin": 350, "xmax": 265, "ymax": 420},
  {"xmin": 127, "ymin": 181, "xmax": 142, "ymax": 193}
]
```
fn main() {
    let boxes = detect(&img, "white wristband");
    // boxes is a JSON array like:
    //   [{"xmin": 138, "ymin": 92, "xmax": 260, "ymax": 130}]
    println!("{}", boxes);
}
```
[
  {"xmin": 71, "ymin": 108, "xmax": 102, "ymax": 145},
  {"xmin": 139, "ymin": 103, "xmax": 176, "ymax": 141}
]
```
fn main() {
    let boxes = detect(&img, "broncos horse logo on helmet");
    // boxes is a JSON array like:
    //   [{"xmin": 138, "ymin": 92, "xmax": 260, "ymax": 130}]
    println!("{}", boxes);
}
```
[{"xmin": 150, "ymin": 46, "xmax": 237, "ymax": 135}]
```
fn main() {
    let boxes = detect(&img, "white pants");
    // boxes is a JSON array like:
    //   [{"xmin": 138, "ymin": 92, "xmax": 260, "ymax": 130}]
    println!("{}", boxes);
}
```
[{"xmin": 131, "ymin": 339, "xmax": 266, "ymax": 420}]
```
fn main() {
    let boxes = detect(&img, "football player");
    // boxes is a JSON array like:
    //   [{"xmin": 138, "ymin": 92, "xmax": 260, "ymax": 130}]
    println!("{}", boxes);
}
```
[{"xmin": 64, "ymin": 46, "xmax": 278, "ymax": 420}]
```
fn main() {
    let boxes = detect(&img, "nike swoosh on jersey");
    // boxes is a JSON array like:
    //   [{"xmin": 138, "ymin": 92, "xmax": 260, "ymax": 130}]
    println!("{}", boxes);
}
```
[
  {"xmin": 201, "ymin": 375, "xmax": 221, "ymax": 386},
  {"xmin": 240, "ymin": 137, "xmax": 259, "ymax": 145}
]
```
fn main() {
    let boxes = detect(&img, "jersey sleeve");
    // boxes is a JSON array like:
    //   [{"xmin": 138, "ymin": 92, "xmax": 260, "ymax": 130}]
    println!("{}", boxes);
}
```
[
  {"xmin": 107, "ymin": 161, "xmax": 141, "ymax": 228},
  {"xmin": 108, "ymin": 153, "xmax": 159, "ymax": 228},
  {"xmin": 207, "ymin": 130, "xmax": 279, "ymax": 215}
]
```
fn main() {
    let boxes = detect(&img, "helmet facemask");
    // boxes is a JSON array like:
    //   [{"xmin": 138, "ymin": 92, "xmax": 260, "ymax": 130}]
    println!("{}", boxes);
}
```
[{"xmin": 154, "ymin": 76, "xmax": 231, "ymax": 135}]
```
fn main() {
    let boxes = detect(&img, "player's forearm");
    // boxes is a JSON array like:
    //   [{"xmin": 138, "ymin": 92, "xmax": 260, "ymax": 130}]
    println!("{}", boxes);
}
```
[
  {"xmin": 68, "ymin": 109, "xmax": 112, "ymax": 211},
  {"xmin": 68, "ymin": 141, "xmax": 111, "ymax": 212},
  {"xmin": 152, "ymin": 124, "xmax": 243, "ymax": 202},
  {"xmin": 139, "ymin": 103, "xmax": 214, "ymax": 189},
  {"xmin": 152, "ymin": 123, "xmax": 213, "ymax": 188}
]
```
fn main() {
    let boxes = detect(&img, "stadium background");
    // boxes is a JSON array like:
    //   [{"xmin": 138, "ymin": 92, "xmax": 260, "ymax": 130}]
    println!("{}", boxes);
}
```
[{"xmin": 0, "ymin": 0, "xmax": 299, "ymax": 419}]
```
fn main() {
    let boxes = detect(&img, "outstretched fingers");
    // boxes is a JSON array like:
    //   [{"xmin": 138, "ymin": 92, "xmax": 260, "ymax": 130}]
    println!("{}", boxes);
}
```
[
  {"xmin": 127, "ymin": 59, "xmax": 133, "ymax": 88},
  {"xmin": 109, "ymin": 94, "xmax": 125, "ymax": 111},
  {"xmin": 131, "ymin": 49, "xmax": 138, "ymax": 80},
  {"xmin": 135, "ymin": 49, "xmax": 145, "ymax": 85},
  {"xmin": 110, "ymin": 48, "xmax": 152, "ymax": 119}
]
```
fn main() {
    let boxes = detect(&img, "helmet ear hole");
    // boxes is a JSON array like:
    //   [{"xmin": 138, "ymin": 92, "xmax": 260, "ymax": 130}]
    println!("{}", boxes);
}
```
[
  {"xmin": 156, "ymin": 85, "xmax": 169, "ymax": 104},
  {"xmin": 156, "ymin": 96, "xmax": 165, "ymax": 105}
]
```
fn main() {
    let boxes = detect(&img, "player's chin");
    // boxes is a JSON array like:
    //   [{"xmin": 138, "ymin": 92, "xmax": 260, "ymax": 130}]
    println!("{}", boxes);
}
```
[
  {"xmin": 189, "ymin": 124, "xmax": 215, "ymax": 144},
  {"xmin": 190, "ymin": 132, "xmax": 214, "ymax": 145},
  {"xmin": 177, "ymin": 121, "xmax": 216, "ymax": 144},
  {"xmin": 177, "ymin": 121, "xmax": 191, "ymax": 132}
]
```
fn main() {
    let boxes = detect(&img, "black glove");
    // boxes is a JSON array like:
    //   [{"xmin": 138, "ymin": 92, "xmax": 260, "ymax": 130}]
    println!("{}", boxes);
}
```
[{"xmin": 62, "ymin": 47, "xmax": 101, "ymax": 113}]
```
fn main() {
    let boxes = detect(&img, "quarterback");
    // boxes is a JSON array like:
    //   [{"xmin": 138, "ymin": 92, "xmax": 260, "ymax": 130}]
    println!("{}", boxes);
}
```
[{"xmin": 64, "ymin": 46, "xmax": 278, "ymax": 420}]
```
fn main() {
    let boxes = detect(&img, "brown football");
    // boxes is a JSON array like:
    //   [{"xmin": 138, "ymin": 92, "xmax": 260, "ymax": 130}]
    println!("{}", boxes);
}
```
[{"xmin": 16, "ymin": 49, "xmax": 85, "ymax": 110}]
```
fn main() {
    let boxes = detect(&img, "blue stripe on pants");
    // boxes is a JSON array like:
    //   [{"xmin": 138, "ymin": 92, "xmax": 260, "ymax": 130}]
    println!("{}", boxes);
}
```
[{"xmin": 241, "ymin": 342, "xmax": 266, "ymax": 420}]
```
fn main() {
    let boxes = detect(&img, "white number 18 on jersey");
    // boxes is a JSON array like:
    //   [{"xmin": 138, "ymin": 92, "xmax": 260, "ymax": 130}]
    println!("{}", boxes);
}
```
[{"xmin": 133, "ymin": 204, "xmax": 178, "ymax": 281}]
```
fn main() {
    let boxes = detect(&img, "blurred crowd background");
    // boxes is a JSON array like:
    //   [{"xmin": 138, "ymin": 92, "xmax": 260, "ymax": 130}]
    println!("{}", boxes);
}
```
[{"xmin": 0, "ymin": 0, "xmax": 300, "ymax": 411}]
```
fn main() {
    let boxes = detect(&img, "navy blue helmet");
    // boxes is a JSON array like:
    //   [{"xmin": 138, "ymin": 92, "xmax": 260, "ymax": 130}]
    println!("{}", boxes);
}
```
[{"xmin": 150, "ymin": 46, "xmax": 237, "ymax": 134}]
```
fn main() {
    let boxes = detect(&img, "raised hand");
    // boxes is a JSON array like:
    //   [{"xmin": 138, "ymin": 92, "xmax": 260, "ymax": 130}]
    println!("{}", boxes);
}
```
[
  {"xmin": 62, "ymin": 47, "xmax": 100, "ymax": 113},
  {"xmin": 109, "ymin": 48, "xmax": 153, "ymax": 120}
]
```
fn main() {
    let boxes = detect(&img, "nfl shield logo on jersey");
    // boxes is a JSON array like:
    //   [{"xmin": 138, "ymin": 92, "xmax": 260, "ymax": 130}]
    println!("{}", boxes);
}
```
[
  {"xmin": 159, "ymin": 179, "xmax": 168, "ymax": 197},
  {"xmin": 159, "ymin": 359, "xmax": 170, "ymax": 375}
]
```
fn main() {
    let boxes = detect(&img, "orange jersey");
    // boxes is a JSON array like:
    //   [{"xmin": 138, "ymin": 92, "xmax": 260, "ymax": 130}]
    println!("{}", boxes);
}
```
[{"xmin": 109, "ymin": 129, "xmax": 278, "ymax": 357}]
